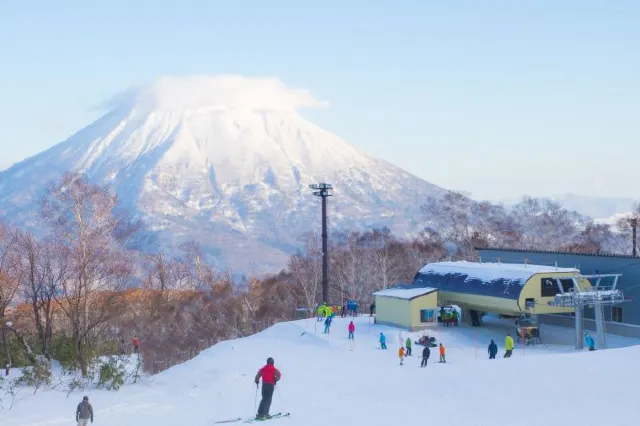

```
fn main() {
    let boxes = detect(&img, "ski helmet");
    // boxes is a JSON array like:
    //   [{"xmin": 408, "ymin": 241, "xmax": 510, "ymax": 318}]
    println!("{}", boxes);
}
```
[{"xmin": 267, "ymin": 357, "xmax": 274, "ymax": 365}]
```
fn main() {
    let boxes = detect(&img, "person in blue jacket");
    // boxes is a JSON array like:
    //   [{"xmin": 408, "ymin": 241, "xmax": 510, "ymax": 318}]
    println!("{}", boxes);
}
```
[
  {"xmin": 324, "ymin": 316, "xmax": 332, "ymax": 334},
  {"xmin": 379, "ymin": 332, "xmax": 387, "ymax": 349},
  {"xmin": 585, "ymin": 333, "xmax": 595, "ymax": 351}
]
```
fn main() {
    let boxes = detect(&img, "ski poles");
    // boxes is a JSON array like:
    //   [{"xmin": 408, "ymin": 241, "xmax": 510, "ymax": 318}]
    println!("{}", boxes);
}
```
[{"xmin": 254, "ymin": 384, "xmax": 259, "ymax": 414}]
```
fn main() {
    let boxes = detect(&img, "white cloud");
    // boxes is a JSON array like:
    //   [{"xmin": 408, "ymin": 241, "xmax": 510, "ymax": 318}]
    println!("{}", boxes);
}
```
[{"xmin": 101, "ymin": 74, "xmax": 329, "ymax": 114}]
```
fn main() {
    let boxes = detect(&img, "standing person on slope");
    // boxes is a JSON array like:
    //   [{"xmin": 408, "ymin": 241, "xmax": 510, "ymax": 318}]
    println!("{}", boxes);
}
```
[
  {"xmin": 504, "ymin": 334, "xmax": 514, "ymax": 358},
  {"xmin": 438, "ymin": 343, "xmax": 446, "ymax": 363},
  {"xmin": 255, "ymin": 357, "xmax": 282, "ymax": 420},
  {"xmin": 324, "ymin": 316, "xmax": 332, "ymax": 334},
  {"xmin": 405, "ymin": 337, "xmax": 412, "ymax": 356},
  {"xmin": 75, "ymin": 396, "xmax": 93, "ymax": 426},
  {"xmin": 398, "ymin": 346, "xmax": 405, "ymax": 365},
  {"xmin": 421, "ymin": 344, "xmax": 430, "ymax": 367},
  {"xmin": 379, "ymin": 332, "xmax": 387, "ymax": 349},
  {"xmin": 348, "ymin": 321, "xmax": 355, "ymax": 339},
  {"xmin": 488, "ymin": 339, "xmax": 498, "ymax": 359}
]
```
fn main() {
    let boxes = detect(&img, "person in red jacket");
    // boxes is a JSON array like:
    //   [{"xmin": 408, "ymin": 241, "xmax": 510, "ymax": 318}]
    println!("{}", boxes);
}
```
[
  {"xmin": 254, "ymin": 357, "xmax": 281, "ymax": 420},
  {"xmin": 348, "ymin": 321, "xmax": 355, "ymax": 339},
  {"xmin": 132, "ymin": 335, "xmax": 139, "ymax": 353}
]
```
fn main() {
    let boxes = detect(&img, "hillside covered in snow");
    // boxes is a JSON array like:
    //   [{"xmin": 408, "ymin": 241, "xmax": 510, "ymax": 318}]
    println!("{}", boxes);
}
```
[
  {"xmin": 2, "ymin": 315, "xmax": 639, "ymax": 426},
  {"xmin": 0, "ymin": 75, "xmax": 444, "ymax": 273}
]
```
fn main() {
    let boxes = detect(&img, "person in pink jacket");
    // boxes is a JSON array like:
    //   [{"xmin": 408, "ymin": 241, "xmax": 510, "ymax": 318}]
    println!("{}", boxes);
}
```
[{"xmin": 348, "ymin": 321, "xmax": 355, "ymax": 339}]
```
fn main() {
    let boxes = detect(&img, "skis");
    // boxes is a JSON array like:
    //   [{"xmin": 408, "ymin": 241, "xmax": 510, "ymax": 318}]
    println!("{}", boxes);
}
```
[
  {"xmin": 214, "ymin": 418, "xmax": 242, "ymax": 424},
  {"xmin": 215, "ymin": 413, "xmax": 290, "ymax": 424},
  {"xmin": 245, "ymin": 413, "xmax": 290, "ymax": 423}
]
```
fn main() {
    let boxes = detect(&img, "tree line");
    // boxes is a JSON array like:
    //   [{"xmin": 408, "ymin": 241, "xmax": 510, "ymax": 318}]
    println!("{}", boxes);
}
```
[{"xmin": 0, "ymin": 172, "xmax": 637, "ymax": 386}]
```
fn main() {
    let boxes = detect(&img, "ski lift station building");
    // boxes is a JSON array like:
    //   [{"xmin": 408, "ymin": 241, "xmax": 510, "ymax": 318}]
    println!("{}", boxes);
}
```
[
  {"xmin": 412, "ymin": 261, "xmax": 592, "ymax": 316},
  {"xmin": 373, "ymin": 261, "xmax": 594, "ymax": 330}
]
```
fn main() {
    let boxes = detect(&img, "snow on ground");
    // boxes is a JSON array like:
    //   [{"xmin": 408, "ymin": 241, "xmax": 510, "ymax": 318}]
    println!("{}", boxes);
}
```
[{"xmin": 2, "ymin": 315, "xmax": 640, "ymax": 426}]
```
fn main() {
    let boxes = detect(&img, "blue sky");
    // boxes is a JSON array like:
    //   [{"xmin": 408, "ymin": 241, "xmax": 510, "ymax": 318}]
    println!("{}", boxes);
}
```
[{"xmin": 1, "ymin": 0, "xmax": 639, "ymax": 200}]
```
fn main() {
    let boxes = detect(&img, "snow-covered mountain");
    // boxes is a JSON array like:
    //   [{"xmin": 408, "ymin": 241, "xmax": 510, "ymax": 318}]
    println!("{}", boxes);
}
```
[{"xmin": 0, "ymin": 75, "xmax": 444, "ymax": 273}]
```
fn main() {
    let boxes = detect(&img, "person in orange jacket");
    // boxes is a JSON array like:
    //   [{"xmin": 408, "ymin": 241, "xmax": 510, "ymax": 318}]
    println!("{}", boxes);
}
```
[
  {"xmin": 398, "ymin": 346, "xmax": 405, "ymax": 365},
  {"xmin": 439, "ymin": 343, "xmax": 446, "ymax": 363}
]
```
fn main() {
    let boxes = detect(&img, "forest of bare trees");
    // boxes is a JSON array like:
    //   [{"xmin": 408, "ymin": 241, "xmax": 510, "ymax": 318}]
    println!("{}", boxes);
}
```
[{"xmin": 1, "ymin": 172, "xmax": 638, "ymax": 389}]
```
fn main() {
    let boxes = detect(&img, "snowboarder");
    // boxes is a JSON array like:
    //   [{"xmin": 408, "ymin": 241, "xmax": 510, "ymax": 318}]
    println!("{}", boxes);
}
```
[
  {"xmin": 504, "ymin": 334, "xmax": 514, "ymax": 358},
  {"xmin": 132, "ymin": 335, "xmax": 139, "ymax": 353},
  {"xmin": 76, "ymin": 396, "xmax": 94, "ymax": 426},
  {"xmin": 348, "ymin": 321, "xmax": 355, "ymax": 339},
  {"xmin": 488, "ymin": 339, "xmax": 498, "ymax": 359},
  {"xmin": 379, "ymin": 332, "xmax": 387, "ymax": 349},
  {"xmin": 254, "ymin": 357, "xmax": 282, "ymax": 420},
  {"xmin": 438, "ymin": 343, "xmax": 446, "ymax": 363},
  {"xmin": 398, "ymin": 346, "xmax": 405, "ymax": 365},
  {"xmin": 370, "ymin": 302, "xmax": 375, "ymax": 316},
  {"xmin": 324, "ymin": 316, "xmax": 332, "ymax": 334},
  {"xmin": 421, "ymin": 345, "xmax": 430, "ymax": 367},
  {"xmin": 405, "ymin": 337, "xmax": 412, "ymax": 356},
  {"xmin": 585, "ymin": 333, "xmax": 596, "ymax": 351}
]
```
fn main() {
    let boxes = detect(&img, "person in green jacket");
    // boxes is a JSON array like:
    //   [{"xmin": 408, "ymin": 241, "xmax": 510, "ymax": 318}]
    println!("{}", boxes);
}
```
[
  {"xmin": 504, "ymin": 334, "xmax": 514, "ymax": 358},
  {"xmin": 317, "ymin": 302, "xmax": 327, "ymax": 322},
  {"xmin": 405, "ymin": 337, "xmax": 412, "ymax": 356}
]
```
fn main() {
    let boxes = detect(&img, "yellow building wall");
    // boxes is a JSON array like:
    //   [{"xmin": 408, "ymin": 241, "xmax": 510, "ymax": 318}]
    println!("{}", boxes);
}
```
[
  {"xmin": 375, "ymin": 295, "xmax": 411, "ymax": 328},
  {"xmin": 375, "ymin": 292, "xmax": 439, "ymax": 330},
  {"xmin": 519, "ymin": 273, "xmax": 592, "ymax": 314},
  {"xmin": 408, "ymin": 291, "xmax": 439, "ymax": 329}
]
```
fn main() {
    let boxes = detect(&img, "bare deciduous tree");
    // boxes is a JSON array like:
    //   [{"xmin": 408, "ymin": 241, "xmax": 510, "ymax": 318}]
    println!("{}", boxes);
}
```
[
  {"xmin": 40, "ymin": 172, "xmax": 140, "ymax": 376},
  {"xmin": 0, "ymin": 224, "xmax": 20, "ymax": 366}
]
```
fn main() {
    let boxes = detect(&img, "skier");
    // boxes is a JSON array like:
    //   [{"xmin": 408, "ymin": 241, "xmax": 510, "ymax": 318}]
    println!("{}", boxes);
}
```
[
  {"xmin": 421, "ymin": 344, "xmax": 430, "ymax": 367},
  {"xmin": 75, "ymin": 396, "xmax": 94, "ymax": 426},
  {"xmin": 504, "ymin": 334, "xmax": 514, "ymax": 358},
  {"xmin": 254, "ymin": 357, "xmax": 282, "ymax": 420},
  {"xmin": 379, "ymin": 332, "xmax": 387, "ymax": 349},
  {"xmin": 398, "ymin": 346, "xmax": 405, "ymax": 365},
  {"xmin": 438, "ymin": 343, "xmax": 446, "ymax": 363},
  {"xmin": 132, "ymin": 335, "xmax": 139, "ymax": 353},
  {"xmin": 488, "ymin": 339, "xmax": 498, "ymax": 359},
  {"xmin": 405, "ymin": 337, "xmax": 412, "ymax": 356},
  {"xmin": 370, "ymin": 302, "xmax": 375, "ymax": 316},
  {"xmin": 341, "ymin": 300, "xmax": 347, "ymax": 318},
  {"xmin": 348, "ymin": 321, "xmax": 355, "ymax": 339},
  {"xmin": 324, "ymin": 316, "xmax": 332, "ymax": 334},
  {"xmin": 585, "ymin": 333, "xmax": 596, "ymax": 351}
]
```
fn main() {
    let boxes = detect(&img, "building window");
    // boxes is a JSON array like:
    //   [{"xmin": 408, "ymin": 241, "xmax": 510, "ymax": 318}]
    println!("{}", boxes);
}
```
[
  {"xmin": 541, "ymin": 278, "xmax": 559, "ymax": 297},
  {"xmin": 420, "ymin": 309, "xmax": 436, "ymax": 323},
  {"xmin": 559, "ymin": 279, "xmax": 575, "ymax": 293},
  {"xmin": 612, "ymin": 307, "xmax": 623, "ymax": 323}
]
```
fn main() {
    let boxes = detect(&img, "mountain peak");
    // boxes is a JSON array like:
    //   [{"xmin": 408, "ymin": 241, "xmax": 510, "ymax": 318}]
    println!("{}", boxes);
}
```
[
  {"xmin": 103, "ymin": 75, "xmax": 329, "ymax": 116},
  {"xmin": 0, "ymin": 75, "xmax": 443, "ymax": 273}
]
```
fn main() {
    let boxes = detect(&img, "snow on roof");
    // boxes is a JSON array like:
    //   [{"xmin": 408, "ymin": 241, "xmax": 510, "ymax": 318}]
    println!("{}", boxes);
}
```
[
  {"xmin": 419, "ymin": 261, "xmax": 579, "ymax": 283},
  {"xmin": 373, "ymin": 287, "xmax": 437, "ymax": 300}
]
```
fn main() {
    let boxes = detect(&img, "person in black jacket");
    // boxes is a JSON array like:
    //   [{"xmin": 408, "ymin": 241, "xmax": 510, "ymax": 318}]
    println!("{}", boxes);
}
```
[
  {"xmin": 488, "ymin": 339, "xmax": 498, "ymax": 359},
  {"xmin": 421, "ymin": 345, "xmax": 430, "ymax": 367}
]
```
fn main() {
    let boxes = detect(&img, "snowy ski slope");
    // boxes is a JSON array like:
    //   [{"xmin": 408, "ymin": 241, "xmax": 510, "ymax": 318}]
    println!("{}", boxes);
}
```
[{"xmin": 3, "ymin": 315, "xmax": 640, "ymax": 426}]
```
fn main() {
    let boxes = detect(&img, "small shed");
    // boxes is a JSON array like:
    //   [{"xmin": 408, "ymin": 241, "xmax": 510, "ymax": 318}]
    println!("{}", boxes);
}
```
[{"xmin": 373, "ymin": 287, "xmax": 439, "ymax": 331}]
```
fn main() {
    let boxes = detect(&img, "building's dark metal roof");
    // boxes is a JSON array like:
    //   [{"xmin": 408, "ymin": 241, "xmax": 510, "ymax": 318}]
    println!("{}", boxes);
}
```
[
  {"xmin": 476, "ymin": 247, "xmax": 640, "ymax": 260},
  {"xmin": 410, "ymin": 261, "xmax": 579, "ymax": 301},
  {"xmin": 412, "ymin": 270, "xmax": 524, "ymax": 300}
]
